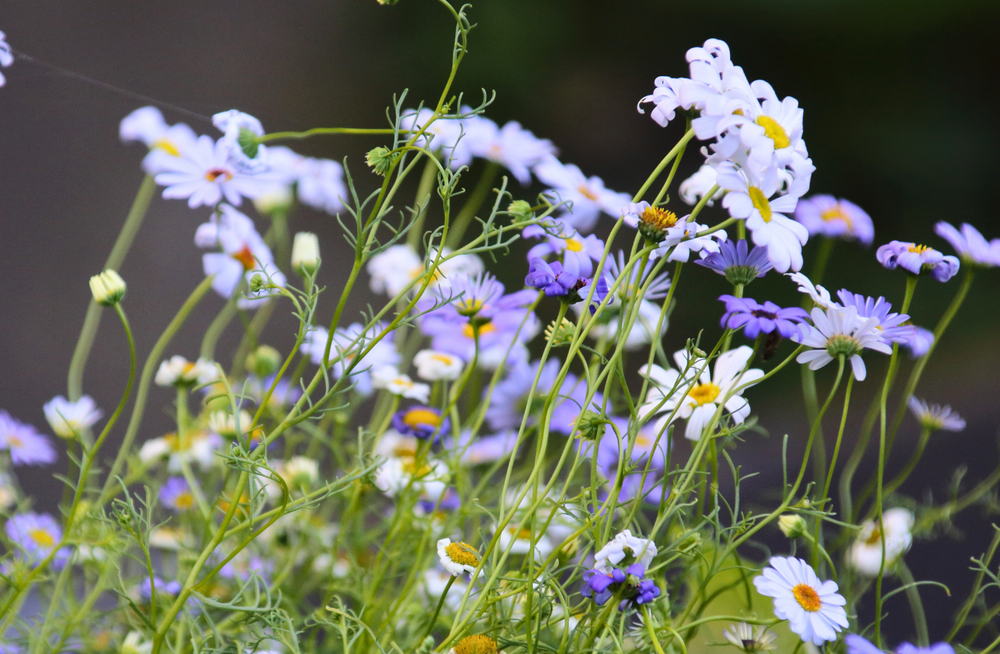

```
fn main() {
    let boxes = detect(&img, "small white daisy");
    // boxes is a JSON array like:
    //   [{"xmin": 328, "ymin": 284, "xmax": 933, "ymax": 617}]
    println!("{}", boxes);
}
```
[
  {"xmin": 437, "ymin": 537, "xmax": 482, "ymax": 577},
  {"xmin": 413, "ymin": 350, "xmax": 464, "ymax": 382},
  {"xmin": 497, "ymin": 525, "xmax": 554, "ymax": 561},
  {"xmin": 848, "ymin": 508, "xmax": 914, "ymax": 577},
  {"xmin": 371, "ymin": 366, "xmax": 431, "ymax": 403},
  {"xmin": 753, "ymin": 556, "xmax": 848, "ymax": 645},
  {"xmin": 154, "ymin": 355, "xmax": 219, "ymax": 387},
  {"xmin": 793, "ymin": 305, "xmax": 891, "ymax": 381},
  {"xmin": 594, "ymin": 529, "xmax": 657, "ymax": 572},
  {"xmin": 908, "ymin": 397, "xmax": 966, "ymax": 432},
  {"xmin": 154, "ymin": 134, "xmax": 275, "ymax": 208},
  {"xmin": 43, "ymin": 395, "xmax": 102, "ymax": 439}
]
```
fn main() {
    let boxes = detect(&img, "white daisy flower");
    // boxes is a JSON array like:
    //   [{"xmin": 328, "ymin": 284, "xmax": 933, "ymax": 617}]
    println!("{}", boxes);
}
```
[
  {"xmin": 679, "ymin": 164, "xmax": 720, "ymax": 206},
  {"xmin": 300, "ymin": 322, "xmax": 400, "ymax": 396},
  {"xmin": 640, "ymin": 346, "xmax": 764, "ymax": 441},
  {"xmin": 374, "ymin": 457, "xmax": 448, "ymax": 500},
  {"xmin": 497, "ymin": 525, "xmax": 554, "ymax": 561},
  {"xmin": 0, "ymin": 472, "xmax": 16, "ymax": 510},
  {"xmin": 413, "ymin": 350, "xmax": 464, "ymax": 382},
  {"xmin": 371, "ymin": 366, "xmax": 431, "ymax": 403},
  {"xmin": 722, "ymin": 622, "xmax": 778, "ymax": 653},
  {"xmin": 43, "ymin": 395, "xmax": 102, "ymax": 439},
  {"xmin": 637, "ymin": 76, "xmax": 691, "ymax": 127},
  {"xmin": 375, "ymin": 429, "xmax": 420, "ymax": 461},
  {"xmin": 908, "ymin": 397, "xmax": 965, "ymax": 432},
  {"xmin": 753, "ymin": 556, "xmax": 848, "ymax": 645},
  {"xmin": 793, "ymin": 305, "xmax": 891, "ymax": 381},
  {"xmin": 0, "ymin": 31, "xmax": 13, "ymax": 87},
  {"xmin": 594, "ymin": 529, "xmax": 657, "ymax": 573},
  {"xmin": 138, "ymin": 430, "xmax": 222, "ymax": 473},
  {"xmin": 423, "ymin": 568, "xmax": 470, "ymax": 610},
  {"xmin": 466, "ymin": 117, "xmax": 555, "ymax": 185},
  {"xmin": 654, "ymin": 218, "xmax": 728, "ymax": 263},
  {"xmin": 197, "ymin": 204, "xmax": 286, "ymax": 308},
  {"xmin": 847, "ymin": 508, "xmax": 914, "ymax": 577},
  {"xmin": 154, "ymin": 355, "xmax": 219, "ymax": 387},
  {"xmin": 717, "ymin": 162, "xmax": 808, "ymax": 273},
  {"xmin": 149, "ymin": 526, "xmax": 193, "ymax": 550},
  {"xmin": 787, "ymin": 272, "xmax": 835, "ymax": 309},
  {"xmin": 535, "ymin": 157, "xmax": 631, "ymax": 233},
  {"xmin": 154, "ymin": 134, "xmax": 275, "ymax": 208},
  {"xmin": 437, "ymin": 537, "xmax": 482, "ymax": 577},
  {"xmin": 119, "ymin": 106, "xmax": 200, "ymax": 174},
  {"xmin": 282, "ymin": 456, "xmax": 320, "ymax": 487},
  {"xmin": 122, "ymin": 631, "xmax": 153, "ymax": 654}
]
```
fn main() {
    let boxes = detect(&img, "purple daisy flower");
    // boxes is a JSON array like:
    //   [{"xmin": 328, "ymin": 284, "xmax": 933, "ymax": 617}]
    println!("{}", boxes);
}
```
[
  {"xmin": 416, "ymin": 486, "xmax": 461, "ymax": 516},
  {"xmin": 391, "ymin": 405, "xmax": 449, "ymax": 440},
  {"xmin": 719, "ymin": 296, "xmax": 809, "ymax": 339},
  {"xmin": 159, "ymin": 477, "xmax": 196, "ymax": 512},
  {"xmin": 794, "ymin": 195, "xmax": 874, "ymax": 245},
  {"xmin": 523, "ymin": 221, "xmax": 605, "ymax": 277},
  {"xmin": 904, "ymin": 326, "xmax": 934, "ymax": 358},
  {"xmin": 581, "ymin": 562, "xmax": 661, "ymax": 611},
  {"xmin": 935, "ymin": 221, "xmax": 1000, "ymax": 268},
  {"xmin": 696, "ymin": 239, "xmax": 773, "ymax": 286},
  {"xmin": 525, "ymin": 258, "xmax": 580, "ymax": 297},
  {"xmin": 581, "ymin": 422, "xmax": 669, "ymax": 505},
  {"xmin": 876, "ymin": 241, "xmax": 960, "ymax": 282},
  {"xmin": 847, "ymin": 634, "xmax": 954, "ymax": 654},
  {"xmin": 484, "ymin": 360, "xmax": 602, "ymax": 435},
  {"xmin": 0, "ymin": 411, "xmax": 56, "ymax": 466},
  {"xmin": 5, "ymin": 512, "xmax": 69, "ymax": 566},
  {"xmin": 836, "ymin": 290, "xmax": 914, "ymax": 344}
]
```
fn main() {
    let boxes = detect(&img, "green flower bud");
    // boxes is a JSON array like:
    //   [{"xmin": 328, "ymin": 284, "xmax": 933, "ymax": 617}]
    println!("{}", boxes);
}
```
[
  {"xmin": 366, "ymin": 147, "xmax": 397, "ymax": 176},
  {"xmin": 508, "ymin": 200, "xmax": 534, "ymax": 222},
  {"xmin": 238, "ymin": 127, "xmax": 260, "ymax": 159},
  {"xmin": 245, "ymin": 345, "xmax": 282, "ymax": 377},
  {"xmin": 544, "ymin": 317, "xmax": 576, "ymax": 347},
  {"xmin": 89, "ymin": 269, "xmax": 126, "ymax": 306},
  {"xmin": 575, "ymin": 410, "xmax": 607, "ymax": 441},
  {"xmin": 778, "ymin": 514, "xmax": 807, "ymax": 538},
  {"xmin": 291, "ymin": 232, "xmax": 321, "ymax": 276},
  {"xmin": 249, "ymin": 274, "xmax": 265, "ymax": 294}
]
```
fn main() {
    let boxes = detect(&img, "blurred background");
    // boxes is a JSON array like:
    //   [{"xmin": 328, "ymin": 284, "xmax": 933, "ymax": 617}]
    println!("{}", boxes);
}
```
[{"xmin": 1, "ymin": 0, "xmax": 999, "ymax": 643}]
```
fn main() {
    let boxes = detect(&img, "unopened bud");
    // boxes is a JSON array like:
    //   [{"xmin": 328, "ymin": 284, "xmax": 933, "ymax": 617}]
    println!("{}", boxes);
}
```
[
  {"xmin": 237, "ymin": 127, "xmax": 260, "ymax": 159},
  {"xmin": 508, "ymin": 200, "xmax": 533, "ymax": 222},
  {"xmin": 366, "ymin": 147, "xmax": 397, "ymax": 176},
  {"xmin": 778, "ymin": 514, "xmax": 807, "ymax": 539},
  {"xmin": 291, "ymin": 232, "xmax": 321, "ymax": 276},
  {"xmin": 246, "ymin": 345, "xmax": 282, "ymax": 377},
  {"xmin": 692, "ymin": 347, "xmax": 707, "ymax": 358},
  {"xmin": 89, "ymin": 269, "xmax": 126, "ymax": 306},
  {"xmin": 575, "ymin": 410, "xmax": 607, "ymax": 441},
  {"xmin": 249, "ymin": 274, "xmax": 265, "ymax": 294},
  {"xmin": 253, "ymin": 185, "xmax": 294, "ymax": 216},
  {"xmin": 544, "ymin": 317, "xmax": 576, "ymax": 346}
]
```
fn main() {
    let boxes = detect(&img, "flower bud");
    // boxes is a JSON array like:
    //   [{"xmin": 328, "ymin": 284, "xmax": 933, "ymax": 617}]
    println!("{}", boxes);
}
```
[
  {"xmin": 253, "ymin": 185, "xmax": 294, "ymax": 217},
  {"xmin": 237, "ymin": 127, "xmax": 260, "ymax": 159},
  {"xmin": 778, "ymin": 514, "xmax": 807, "ymax": 538},
  {"xmin": 508, "ymin": 200, "xmax": 534, "ymax": 222},
  {"xmin": 89, "ymin": 269, "xmax": 126, "ymax": 306},
  {"xmin": 544, "ymin": 317, "xmax": 576, "ymax": 346},
  {"xmin": 245, "ymin": 345, "xmax": 282, "ymax": 377},
  {"xmin": 291, "ymin": 232, "xmax": 321, "ymax": 276},
  {"xmin": 366, "ymin": 147, "xmax": 397, "ymax": 176},
  {"xmin": 575, "ymin": 410, "xmax": 607, "ymax": 441},
  {"xmin": 249, "ymin": 274, "xmax": 265, "ymax": 294}
]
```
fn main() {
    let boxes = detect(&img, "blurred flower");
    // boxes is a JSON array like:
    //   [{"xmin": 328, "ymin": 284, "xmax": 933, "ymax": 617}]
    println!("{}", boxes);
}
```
[
  {"xmin": 391, "ymin": 406, "xmax": 448, "ymax": 440},
  {"xmin": 413, "ymin": 350, "xmax": 464, "ymax": 382},
  {"xmin": 903, "ymin": 326, "xmax": 934, "ymax": 359},
  {"xmin": 445, "ymin": 430, "xmax": 518, "ymax": 465},
  {"xmin": 291, "ymin": 231, "xmax": 320, "ymax": 275},
  {"xmin": 753, "ymin": 556, "xmax": 847, "ymax": 645},
  {"xmin": 497, "ymin": 525, "xmax": 553, "ymax": 561},
  {"xmin": 300, "ymin": 322, "xmax": 400, "ymax": 396},
  {"xmin": 5, "ymin": 512, "xmax": 68, "ymax": 565},
  {"xmin": 0, "ymin": 411, "xmax": 56, "ymax": 466},
  {"xmin": 848, "ymin": 508, "xmax": 914, "ymax": 576},
  {"xmin": 366, "ymin": 244, "xmax": 484, "ymax": 297},
  {"xmin": 535, "ymin": 157, "xmax": 631, "ymax": 233},
  {"xmin": 847, "ymin": 634, "xmax": 955, "ymax": 654},
  {"xmin": 375, "ymin": 457, "xmax": 448, "ymax": 500},
  {"xmin": 0, "ymin": 31, "xmax": 13, "ymax": 87},
  {"xmin": 449, "ymin": 635, "xmax": 497, "ymax": 654},
  {"xmin": 603, "ymin": 250, "xmax": 672, "ymax": 301},
  {"xmin": 466, "ymin": 117, "xmax": 555, "ymax": 185},
  {"xmin": 154, "ymin": 134, "xmax": 276, "ymax": 208},
  {"xmin": 139, "ymin": 430, "xmax": 222, "ymax": 473},
  {"xmin": 793, "ymin": 305, "xmax": 891, "ymax": 381},
  {"xmin": 159, "ymin": 477, "xmax": 196, "ymax": 513},
  {"xmin": 679, "ymin": 164, "xmax": 719, "ymax": 206},
  {"xmin": 401, "ymin": 108, "xmax": 474, "ymax": 170},
  {"xmin": 372, "ymin": 367, "xmax": 431, "ymax": 403},
  {"xmin": 697, "ymin": 239, "xmax": 773, "ymax": 286},
  {"xmin": 119, "ymin": 106, "xmax": 199, "ymax": 174},
  {"xmin": 155, "ymin": 355, "xmax": 219, "ymax": 387},
  {"xmin": 908, "ymin": 397, "xmax": 965, "ymax": 432},
  {"xmin": 876, "ymin": 241, "xmax": 960, "ymax": 282},
  {"xmin": 722, "ymin": 623, "xmax": 778, "ymax": 653},
  {"xmin": 89, "ymin": 269, "xmax": 127, "ymax": 306},
  {"xmin": 934, "ymin": 221, "xmax": 1000, "ymax": 268},
  {"xmin": 43, "ymin": 395, "xmax": 102, "ymax": 439},
  {"xmin": 794, "ymin": 195, "xmax": 873, "ymax": 245},
  {"xmin": 523, "ymin": 222, "xmax": 604, "ymax": 278}
]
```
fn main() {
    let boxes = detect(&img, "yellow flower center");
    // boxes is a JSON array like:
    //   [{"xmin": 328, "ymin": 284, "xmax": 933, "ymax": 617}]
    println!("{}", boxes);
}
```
[
  {"xmin": 456, "ymin": 298, "xmax": 484, "ymax": 315},
  {"xmin": 640, "ymin": 206, "xmax": 679, "ymax": 230},
  {"xmin": 792, "ymin": 583, "xmax": 822, "ymax": 612},
  {"xmin": 577, "ymin": 184, "xmax": 599, "ymax": 201},
  {"xmin": 204, "ymin": 167, "xmax": 233, "ymax": 183},
  {"xmin": 403, "ymin": 408, "xmax": 441, "ymax": 430},
  {"xmin": 453, "ymin": 635, "xmax": 498, "ymax": 654},
  {"xmin": 755, "ymin": 116, "xmax": 791, "ymax": 150},
  {"xmin": 6, "ymin": 435, "xmax": 23, "ymax": 448},
  {"xmin": 687, "ymin": 382, "xmax": 721, "ymax": 406},
  {"xmin": 635, "ymin": 432, "xmax": 653, "ymax": 448},
  {"xmin": 152, "ymin": 138, "xmax": 181, "ymax": 157},
  {"xmin": 748, "ymin": 187, "xmax": 773, "ymax": 223},
  {"xmin": 29, "ymin": 528, "xmax": 55, "ymax": 548},
  {"xmin": 908, "ymin": 244, "xmax": 930, "ymax": 254},
  {"xmin": 445, "ymin": 541, "xmax": 481, "ymax": 567},
  {"xmin": 508, "ymin": 526, "xmax": 533, "ymax": 540},
  {"xmin": 820, "ymin": 206, "xmax": 853, "ymax": 228},
  {"xmin": 462, "ymin": 321, "xmax": 496, "ymax": 339},
  {"xmin": 232, "ymin": 245, "xmax": 257, "ymax": 271},
  {"xmin": 173, "ymin": 493, "xmax": 195, "ymax": 510},
  {"xmin": 564, "ymin": 237, "xmax": 584, "ymax": 252},
  {"xmin": 864, "ymin": 524, "xmax": 883, "ymax": 546},
  {"xmin": 431, "ymin": 354, "xmax": 455, "ymax": 365}
]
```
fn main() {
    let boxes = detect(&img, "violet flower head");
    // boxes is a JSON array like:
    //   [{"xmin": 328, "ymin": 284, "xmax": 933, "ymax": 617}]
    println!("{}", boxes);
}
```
[
  {"xmin": 794, "ymin": 195, "xmax": 874, "ymax": 245},
  {"xmin": 697, "ymin": 239, "xmax": 773, "ymax": 286},
  {"xmin": 876, "ymin": 241, "xmax": 960, "ymax": 282},
  {"xmin": 719, "ymin": 296, "xmax": 808, "ymax": 339},
  {"xmin": 836, "ymin": 289, "xmax": 913, "ymax": 344},
  {"xmin": 525, "ymin": 257, "xmax": 579, "ymax": 297},
  {"xmin": 580, "ymin": 562, "xmax": 661, "ymax": 611},
  {"xmin": 846, "ymin": 634, "xmax": 954, "ymax": 654},
  {"xmin": 391, "ymin": 405, "xmax": 449, "ymax": 441},
  {"xmin": 904, "ymin": 326, "xmax": 934, "ymax": 359},
  {"xmin": 935, "ymin": 221, "xmax": 1000, "ymax": 268}
]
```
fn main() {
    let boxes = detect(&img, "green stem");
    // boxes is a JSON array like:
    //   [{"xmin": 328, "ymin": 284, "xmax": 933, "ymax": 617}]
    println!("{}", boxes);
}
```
[
  {"xmin": 67, "ymin": 174, "xmax": 155, "ymax": 400},
  {"xmin": 257, "ymin": 126, "xmax": 402, "ymax": 143},
  {"xmin": 407, "ymin": 156, "xmax": 441, "ymax": 250},
  {"xmin": 445, "ymin": 161, "xmax": 499, "ymax": 249},
  {"xmin": 897, "ymin": 561, "xmax": 929, "ymax": 647},
  {"xmin": 200, "ymin": 298, "xmax": 238, "ymax": 361}
]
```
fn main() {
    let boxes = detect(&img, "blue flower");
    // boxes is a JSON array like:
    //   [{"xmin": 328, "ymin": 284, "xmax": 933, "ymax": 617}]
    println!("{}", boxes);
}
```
[
  {"xmin": 876, "ymin": 241, "xmax": 960, "ymax": 282},
  {"xmin": 392, "ymin": 406, "xmax": 449, "ymax": 440},
  {"xmin": 719, "ymin": 296, "xmax": 808, "ymax": 339},
  {"xmin": 581, "ymin": 562, "xmax": 661, "ymax": 611},
  {"xmin": 525, "ymin": 257, "xmax": 581, "ymax": 297},
  {"xmin": 846, "ymin": 634, "xmax": 954, "ymax": 654},
  {"xmin": 696, "ymin": 239, "xmax": 773, "ymax": 286},
  {"xmin": 836, "ymin": 289, "xmax": 913, "ymax": 344}
]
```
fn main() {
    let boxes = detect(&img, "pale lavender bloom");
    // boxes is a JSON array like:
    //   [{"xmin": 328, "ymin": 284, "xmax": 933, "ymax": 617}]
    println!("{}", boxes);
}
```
[
  {"xmin": 696, "ymin": 239, "xmax": 773, "ymax": 285},
  {"xmin": 904, "ymin": 326, "xmax": 934, "ymax": 358},
  {"xmin": 935, "ymin": 221, "xmax": 1000, "ymax": 268},
  {"xmin": 719, "ymin": 296, "xmax": 808, "ymax": 339},
  {"xmin": 793, "ymin": 306, "xmax": 891, "ymax": 381},
  {"xmin": 485, "ymin": 360, "xmax": 600, "ymax": 434},
  {"xmin": 523, "ymin": 223, "xmax": 605, "ymax": 278},
  {"xmin": 580, "ymin": 421, "xmax": 669, "ymax": 505},
  {"xmin": 139, "ymin": 576, "xmax": 183, "ymax": 601},
  {"xmin": 155, "ymin": 134, "xmax": 276, "ymax": 208},
  {"xmin": 836, "ymin": 289, "xmax": 913, "ymax": 344},
  {"xmin": 0, "ymin": 411, "xmax": 56, "ymax": 466},
  {"xmin": 0, "ymin": 31, "xmax": 13, "ymax": 87},
  {"xmin": 159, "ymin": 477, "xmax": 196, "ymax": 513},
  {"xmin": 908, "ymin": 397, "xmax": 965, "ymax": 432},
  {"xmin": 876, "ymin": 241, "xmax": 960, "ymax": 282},
  {"xmin": 445, "ymin": 430, "xmax": 518, "ymax": 465},
  {"xmin": 466, "ymin": 117, "xmax": 555, "ymax": 185},
  {"xmin": 535, "ymin": 157, "xmax": 631, "ymax": 233},
  {"xmin": 300, "ymin": 322, "xmax": 400, "ymax": 395},
  {"xmin": 794, "ymin": 195, "xmax": 874, "ymax": 245},
  {"xmin": 5, "ymin": 513, "xmax": 68, "ymax": 566},
  {"xmin": 847, "ymin": 634, "xmax": 954, "ymax": 654}
]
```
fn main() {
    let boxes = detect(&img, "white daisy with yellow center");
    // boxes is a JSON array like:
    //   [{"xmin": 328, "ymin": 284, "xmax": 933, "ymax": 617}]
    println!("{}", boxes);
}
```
[
  {"xmin": 754, "ymin": 556, "xmax": 848, "ymax": 645},
  {"xmin": 847, "ymin": 508, "xmax": 914, "ymax": 576},
  {"xmin": 640, "ymin": 346, "xmax": 764, "ymax": 441},
  {"xmin": 413, "ymin": 349, "xmax": 464, "ymax": 381},
  {"xmin": 437, "ymin": 537, "xmax": 483, "ymax": 577},
  {"xmin": 371, "ymin": 366, "xmax": 431, "ymax": 403}
]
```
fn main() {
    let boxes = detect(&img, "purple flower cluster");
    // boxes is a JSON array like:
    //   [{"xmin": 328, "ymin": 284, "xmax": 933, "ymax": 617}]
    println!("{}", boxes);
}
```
[
  {"xmin": 876, "ymin": 241, "xmax": 960, "ymax": 282},
  {"xmin": 524, "ymin": 258, "xmax": 609, "ymax": 311},
  {"xmin": 719, "ymin": 296, "xmax": 808, "ymax": 339},
  {"xmin": 581, "ymin": 562, "xmax": 661, "ymax": 610}
]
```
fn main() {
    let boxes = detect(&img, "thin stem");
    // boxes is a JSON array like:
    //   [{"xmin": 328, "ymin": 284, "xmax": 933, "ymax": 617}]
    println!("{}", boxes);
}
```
[
  {"xmin": 896, "ymin": 561, "xmax": 929, "ymax": 647},
  {"xmin": 445, "ymin": 161, "xmax": 499, "ymax": 249}
]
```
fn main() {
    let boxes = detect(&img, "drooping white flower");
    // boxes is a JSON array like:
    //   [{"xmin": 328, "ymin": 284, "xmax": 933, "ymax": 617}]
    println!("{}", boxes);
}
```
[
  {"xmin": 0, "ymin": 31, "xmax": 13, "ymax": 87},
  {"xmin": 197, "ymin": 204, "xmax": 286, "ymax": 308},
  {"xmin": 640, "ymin": 346, "xmax": 764, "ymax": 441},
  {"xmin": 466, "ymin": 117, "xmax": 555, "ymax": 185},
  {"xmin": 908, "ymin": 397, "xmax": 965, "ymax": 432},
  {"xmin": 413, "ymin": 349, "xmax": 464, "ymax": 381},
  {"xmin": 535, "ymin": 157, "xmax": 631, "ymax": 233},
  {"xmin": 753, "ymin": 556, "xmax": 848, "ymax": 645},
  {"xmin": 300, "ymin": 322, "xmax": 400, "ymax": 396},
  {"xmin": 154, "ymin": 356, "xmax": 219, "ymax": 387},
  {"xmin": 793, "ymin": 305, "xmax": 891, "ymax": 381},
  {"xmin": 437, "ymin": 537, "xmax": 482, "ymax": 577},
  {"xmin": 787, "ymin": 272, "xmax": 835, "ymax": 309},
  {"xmin": 717, "ymin": 162, "xmax": 808, "ymax": 273},
  {"xmin": 43, "ymin": 395, "xmax": 102, "ymax": 439},
  {"xmin": 371, "ymin": 366, "xmax": 431, "ymax": 403},
  {"xmin": 847, "ymin": 508, "xmax": 914, "ymax": 577},
  {"xmin": 154, "ymin": 134, "xmax": 275, "ymax": 208},
  {"xmin": 594, "ymin": 529, "xmax": 657, "ymax": 573},
  {"xmin": 679, "ymin": 164, "xmax": 720, "ymax": 206}
]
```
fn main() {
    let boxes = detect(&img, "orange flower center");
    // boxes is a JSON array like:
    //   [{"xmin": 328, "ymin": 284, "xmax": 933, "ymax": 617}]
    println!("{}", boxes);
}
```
[
  {"xmin": 577, "ymin": 184, "xmax": 599, "ymax": 201},
  {"xmin": 232, "ymin": 245, "xmax": 257, "ymax": 271},
  {"xmin": 204, "ymin": 167, "xmax": 233, "ymax": 182},
  {"xmin": 640, "ymin": 206, "xmax": 679, "ymax": 230},
  {"xmin": 907, "ymin": 244, "xmax": 930, "ymax": 254},
  {"xmin": 792, "ymin": 583, "xmax": 822, "ymax": 612},
  {"xmin": 462, "ymin": 321, "xmax": 496, "ymax": 339},
  {"xmin": 403, "ymin": 408, "xmax": 441, "ymax": 430},
  {"xmin": 444, "ymin": 541, "xmax": 480, "ymax": 567}
]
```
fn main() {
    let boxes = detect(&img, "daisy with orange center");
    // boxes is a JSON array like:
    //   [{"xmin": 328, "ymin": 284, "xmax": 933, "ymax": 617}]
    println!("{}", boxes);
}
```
[{"xmin": 754, "ymin": 556, "xmax": 847, "ymax": 645}]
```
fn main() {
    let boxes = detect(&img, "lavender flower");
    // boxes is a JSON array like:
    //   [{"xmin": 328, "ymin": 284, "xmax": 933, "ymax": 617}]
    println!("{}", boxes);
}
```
[
  {"xmin": 523, "ymin": 222, "xmax": 605, "ymax": 277},
  {"xmin": 159, "ymin": 477, "xmax": 196, "ymax": 512},
  {"xmin": 935, "ymin": 221, "xmax": 1000, "ymax": 268},
  {"xmin": 581, "ymin": 562, "xmax": 661, "ymax": 611},
  {"xmin": 794, "ymin": 195, "xmax": 874, "ymax": 245},
  {"xmin": 904, "ymin": 326, "xmax": 934, "ymax": 358},
  {"xmin": 5, "ymin": 513, "xmax": 65, "ymax": 564},
  {"xmin": 908, "ymin": 397, "xmax": 965, "ymax": 432},
  {"xmin": 836, "ymin": 289, "xmax": 913, "ymax": 344},
  {"xmin": 847, "ymin": 634, "xmax": 954, "ymax": 654},
  {"xmin": 876, "ymin": 241, "xmax": 960, "ymax": 282},
  {"xmin": 0, "ymin": 411, "xmax": 57, "ymax": 466},
  {"xmin": 391, "ymin": 406, "xmax": 449, "ymax": 440},
  {"xmin": 697, "ymin": 239, "xmax": 773, "ymax": 286},
  {"xmin": 719, "ymin": 296, "xmax": 808, "ymax": 339},
  {"xmin": 525, "ymin": 258, "xmax": 580, "ymax": 297}
]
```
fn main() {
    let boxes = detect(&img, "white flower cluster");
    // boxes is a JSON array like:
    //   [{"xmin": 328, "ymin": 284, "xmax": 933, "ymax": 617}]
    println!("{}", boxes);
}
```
[{"xmin": 640, "ymin": 39, "xmax": 814, "ymax": 272}]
